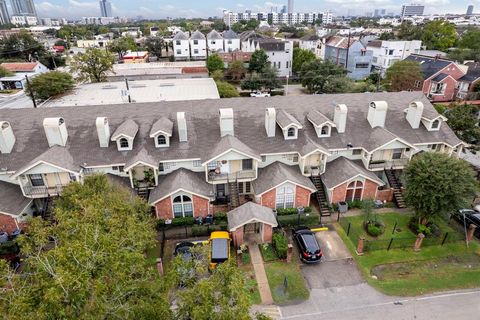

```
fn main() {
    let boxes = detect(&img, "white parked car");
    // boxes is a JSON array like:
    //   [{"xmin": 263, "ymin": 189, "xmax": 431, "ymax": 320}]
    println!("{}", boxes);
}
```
[{"xmin": 250, "ymin": 91, "xmax": 271, "ymax": 97}]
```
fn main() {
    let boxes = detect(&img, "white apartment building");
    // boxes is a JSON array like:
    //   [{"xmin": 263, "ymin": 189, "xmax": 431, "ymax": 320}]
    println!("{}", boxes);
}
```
[
  {"xmin": 189, "ymin": 30, "xmax": 207, "ymax": 60},
  {"xmin": 299, "ymin": 34, "xmax": 325, "ymax": 59},
  {"xmin": 11, "ymin": 15, "xmax": 37, "ymax": 25},
  {"xmin": 223, "ymin": 10, "xmax": 333, "ymax": 27},
  {"xmin": 207, "ymin": 30, "xmax": 224, "ymax": 53},
  {"xmin": 401, "ymin": 4, "xmax": 425, "ymax": 17},
  {"xmin": 223, "ymin": 30, "xmax": 241, "ymax": 52},
  {"xmin": 173, "ymin": 31, "xmax": 191, "ymax": 61},
  {"xmin": 367, "ymin": 40, "xmax": 422, "ymax": 75}
]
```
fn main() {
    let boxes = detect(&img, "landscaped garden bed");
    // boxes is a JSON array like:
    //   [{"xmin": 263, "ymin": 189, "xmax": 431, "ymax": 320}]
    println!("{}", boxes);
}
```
[{"xmin": 264, "ymin": 261, "xmax": 309, "ymax": 305}]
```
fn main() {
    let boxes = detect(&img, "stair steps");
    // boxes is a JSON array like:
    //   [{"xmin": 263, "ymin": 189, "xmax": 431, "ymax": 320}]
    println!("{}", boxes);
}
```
[
  {"xmin": 385, "ymin": 169, "xmax": 406, "ymax": 209},
  {"xmin": 310, "ymin": 176, "xmax": 331, "ymax": 216},
  {"xmin": 228, "ymin": 181, "xmax": 240, "ymax": 209}
]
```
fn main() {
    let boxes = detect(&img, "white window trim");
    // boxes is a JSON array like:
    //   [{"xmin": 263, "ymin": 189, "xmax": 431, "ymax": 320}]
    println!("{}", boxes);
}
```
[
  {"xmin": 284, "ymin": 126, "xmax": 298, "ymax": 140},
  {"xmin": 154, "ymin": 134, "xmax": 170, "ymax": 148},
  {"xmin": 275, "ymin": 183, "xmax": 295, "ymax": 209},
  {"xmin": 171, "ymin": 193, "xmax": 194, "ymax": 218},
  {"xmin": 345, "ymin": 180, "xmax": 364, "ymax": 201},
  {"xmin": 116, "ymin": 136, "xmax": 133, "ymax": 151}
]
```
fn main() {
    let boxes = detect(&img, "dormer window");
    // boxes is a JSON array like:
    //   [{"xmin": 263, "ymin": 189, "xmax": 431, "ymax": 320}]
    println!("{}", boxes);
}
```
[
  {"xmin": 431, "ymin": 119, "xmax": 440, "ymax": 129},
  {"xmin": 150, "ymin": 117, "xmax": 173, "ymax": 148},
  {"xmin": 157, "ymin": 135, "xmax": 166, "ymax": 145},
  {"xmin": 287, "ymin": 127, "xmax": 296, "ymax": 137},
  {"xmin": 119, "ymin": 138, "xmax": 129, "ymax": 149}
]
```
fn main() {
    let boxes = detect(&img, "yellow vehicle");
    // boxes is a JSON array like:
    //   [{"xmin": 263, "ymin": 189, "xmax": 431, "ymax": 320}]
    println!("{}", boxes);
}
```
[{"xmin": 208, "ymin": 231, "xmax": 231, "ymax": 270}]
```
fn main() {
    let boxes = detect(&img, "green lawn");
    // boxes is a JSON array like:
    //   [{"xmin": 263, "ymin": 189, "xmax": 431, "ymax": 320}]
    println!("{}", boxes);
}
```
[
  {"xmin": 264, "ymin": 261, "xmax": 309, "ymax": 305},
  {"xmin": 336, "ymin": 222, "xmax": 480, "ymax": 296},
  {"xmin": 239, "ymin": 266, "xmax": 262, "ymax": 305}
]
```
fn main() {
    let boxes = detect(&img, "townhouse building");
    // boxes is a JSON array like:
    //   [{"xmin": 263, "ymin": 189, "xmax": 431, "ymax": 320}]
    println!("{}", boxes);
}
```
[
  {"xmin": 173, "ymin": 30, "xmax": 241, "ymax": 60},
  {"xmin": 206, "ymin": 30, "xmax": 224, "ymax": 53},
  {"xmin": 0, "ymin": 92, "xmax": 463, "ymax": 236},
  {"xmin": 299, "ymin": 34, "xmax": 325, "ymax": 59},
  {"xmin": 456, "ymin": 62, "xmax": 480, "ymax": 100},
  {"xmin": 172, "ymin": 31, "xmax": 190, "ymax": 61},
  {"xmin": 324, "ymin": 36, "xmax": 373, "ymax": 80},
  {"xmin": 223, "ymin": 29, "xmax": 241, "ymax": 52},
  {"xmin": 366, "ymin": 40, "xmax": 422, "ymax": 75},
  {"xmin": 189, "ymin": 30, "xmax": 207, "ymax": 60},
  {"xmin": 404, "ymin": 54, "xmax": 466, "ymax": 103}
]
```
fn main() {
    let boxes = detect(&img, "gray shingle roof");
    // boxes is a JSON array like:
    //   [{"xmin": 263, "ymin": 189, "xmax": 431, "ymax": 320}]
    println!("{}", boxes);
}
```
[
  {"xmin": 13, "ymin": 146, "xmax": 77, "ymax": 177},
  {"xmin": 227, "ymin": 201, "xmax": 278, "ymax": 231},
  {"xmin": 459, "ymin": 63, "xmax": 480, "ymax": 82},
  {"xmin": 207, "ymin": 30, "xmax": 223, "ymax": 40},
  {"xmin": 205, "ymin": 135, "xmax": 260, "ymax": 163},
  {"xmin": 0, "ymin": 92, "xmax": 462, "ymax": 174},
  {"xmin": 277, "ymin": 109, "xmax": 302, "ymax": 129},
  {"xmin": 124, "ymin": 147, "xmax": 157, "ymax": 169},
  {"xmin": 253, "ymin": 162, "xmax": 316, "ymax": 195},
  {"xmin": 404, "ymin": 54, "xmax": 453, "ymax": 79},
  {"xmin": 223, "ymin": 29, "xmax": 239, "ymax": 39},
  {"xmin": 431, "ymin": 73, "xmax": 449, "ymax": 82},
  {"xmin": 0, "ymin": 181, "xmax": 32, "ymax": 216},
  {"xmin": 190, "ymin": 30, "xmax": 205, "ymax": 40},
  {"xmin": 321, "ymin": 157, "xmax": 385, "ymax": 189},
  {"xmin": 150, "ymin": 117, "xmax": 173, "ymax": 137},
  {"xmin": 148, "ymin": 168, "xmax": 212, "ymax": 204},
  {"xmin": 111, "ymin": 119, "xmax": 138, "ymax": 140},
  {"xmin": 307, "ymin": 110, "xmax": 333, "ymax": 126},
  {"xmin": 173, "ymin": 31, "xmax": 189, "ymax": 41}
]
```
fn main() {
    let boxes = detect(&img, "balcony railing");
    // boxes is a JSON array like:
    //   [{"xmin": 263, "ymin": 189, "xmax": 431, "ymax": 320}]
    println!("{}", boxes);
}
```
[
  {"xmin": 208, "ymin": 170, "xmax": 256, "ymax": 182},
  {"xmin": 368, "ymin": 158, "xmax": 409, "ymax": 170},
  {"xmin": 23, "ymin": 184, "xmax": 66, "ymax": 197}
]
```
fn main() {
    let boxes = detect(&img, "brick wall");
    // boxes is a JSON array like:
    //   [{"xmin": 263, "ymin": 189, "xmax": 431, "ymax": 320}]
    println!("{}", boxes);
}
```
[
  {"xmin": 262, "ymin": 224, "xmax": 273, "ymax": 243},
  {"xmin": 261, "ymin": 189, "xmax": 276, "ymax": 209},
  {"xmin": 155, "ymin": 198, "xmax": 173, "ymax": 219},
  {"xmin": 295, "ymin": 186, "xmax": 312, "ymax": 207},
  {"xmin": 330, "ymin": 179, "xmax": 380, "ymax": 203},
  {"xmin": 231, "ymin": 227, "xmax": 244, "ymax": 247},
  {"xmin": 422, "ymin": 63, "xmax": 465, "ymax": 102},
  {"xmin": 193, "ymin": 195, "xmax": 209, "ymax": 217},
  {"xmin": 376, "ymin": 188, "xmax": 393, "ymax": 202}
]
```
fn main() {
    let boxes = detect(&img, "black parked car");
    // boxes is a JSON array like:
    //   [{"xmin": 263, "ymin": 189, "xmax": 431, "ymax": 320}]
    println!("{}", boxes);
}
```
[
  {"xmin": 452, "ymin": 209, "xmax": 480, "ymax": 227},
  {"xmin": 292, "ymin": 227, "xmax": 322, "ymax": 264}
]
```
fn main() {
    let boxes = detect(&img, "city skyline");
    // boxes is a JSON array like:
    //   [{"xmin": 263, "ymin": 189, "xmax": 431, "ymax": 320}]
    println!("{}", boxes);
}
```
[{"xmin": 4, "ymin": 0, "xmax": 479, "ymax": 19}]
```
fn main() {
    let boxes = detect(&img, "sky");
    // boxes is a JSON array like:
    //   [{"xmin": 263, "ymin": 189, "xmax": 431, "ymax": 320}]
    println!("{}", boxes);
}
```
[{"xmin": 30, "ymin": 0, "xmax": 480, "ymax": 19}]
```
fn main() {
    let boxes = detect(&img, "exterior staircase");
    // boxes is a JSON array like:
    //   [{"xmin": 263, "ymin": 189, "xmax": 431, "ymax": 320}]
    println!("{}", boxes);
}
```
[
  {"xmin": 41, "ymin": 197, "xmax": 57, "ymax": 223},
  {"xmin": 136, "ymin": 187, "xmax": 150, "ymax": 200},
  {"xmin": 310, "ymin": 176, "xmax": 331, "ymax": 216},
  {"xmin": 385, "ymin": 169, "xmax": 406, "ymax": 208},
  {"xmin": 228, "ymin": 181, "xmax": 240, "ymax": 209}
]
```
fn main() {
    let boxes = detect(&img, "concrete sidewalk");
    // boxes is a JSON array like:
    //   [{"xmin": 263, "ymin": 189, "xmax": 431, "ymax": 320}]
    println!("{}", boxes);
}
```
[{"xmin": 248, "ymin": 241, "xmax": 274, "ymax": 305}]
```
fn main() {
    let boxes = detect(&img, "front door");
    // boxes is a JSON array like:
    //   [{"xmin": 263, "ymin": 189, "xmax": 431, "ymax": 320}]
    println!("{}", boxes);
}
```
[
  {"xmin": 245, "ymin": 222, "xmax": 259, "ymax": 234},
  {"xmin": 216, "ymin": 184, "xmax": 226, "ymax": 198}
]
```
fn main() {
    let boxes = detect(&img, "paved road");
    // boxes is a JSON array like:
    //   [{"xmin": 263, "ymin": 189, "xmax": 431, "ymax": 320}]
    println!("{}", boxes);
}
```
[{"xmin": 279, "ymin": 229, "xmax": 480, "ymax": 319}]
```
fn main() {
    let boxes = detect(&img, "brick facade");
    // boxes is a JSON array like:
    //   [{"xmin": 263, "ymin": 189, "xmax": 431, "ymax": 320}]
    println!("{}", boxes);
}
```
[
  {"xmin": 154, "ymin": 194, "xmax": 209, "ymax": 219},
  {"xmin": 376, "ymin": 188, "xmax": 394, "ymax": 202},
  {"xmin": 262, "ymin": 224, "xmax": 273, "ymax": 243},
  {"xmin": 260, "ymin": 189, "xmax": 276, "ymax": 209},
  {"xmin": 330, "ymin": 179, "xmax": 380, "ymax": 203},
  {"xmin": 295, "ymin": 186, "xmax": 311, "ymax": 207},
  {"xmin": 231, "ymin": 227, "xmax": 244, "ymax": 247},
  {"xmin": 421, "ymin": 63, "xmax": 465, "ymax": 102}
]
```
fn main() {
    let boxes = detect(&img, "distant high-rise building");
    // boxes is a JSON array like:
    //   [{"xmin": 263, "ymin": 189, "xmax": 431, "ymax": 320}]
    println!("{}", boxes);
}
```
[
  {"xmin": 401, "ymin": 4, "xmax": 424, "ymax": 17},
  {"xmin": 99, "ymin": 0, "xmax": 112, "ymax": 17},
  {"xmin": 0, "ymin": 0, "xmax": 9, "ymax": 24},
  {"xmin": 288, "ymin": 0, "xmax": 294, "ymax": 13},
  {"xmin": 10, "ymin": 0, "xmax": 36, "ymax": 17},
  {"xmin": 374, "ymin": 8, "xmax": 386, "ymax": 17},
  {"xmin": 281, "ymin": 5, "xmax": 287, "ymax": 14},
  {"xmin": 467, "ymin": 5, "xmax": 474, "ymax": 16}
]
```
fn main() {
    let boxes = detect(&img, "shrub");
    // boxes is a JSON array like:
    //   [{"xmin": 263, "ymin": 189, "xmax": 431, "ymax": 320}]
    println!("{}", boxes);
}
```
[
  {"xmin": 272, "ymin": 232, "xmax": 288, "ymax": 259},
  {"xmin": 171, "ymin": 216, "xmax": 195, "ymax": 226},
  {"xmin": 277, "ymin": 213, "xmax": 319, "ymax": 227},
  {"xmin": 408, "ymin": 217, "xmax": 435, "ymax": 236},
  {"xmin": 346, "ymin": 199, "xmax": 363, "ymax": 209},
  {"xmin": 26, "ymin": 71, "xmax": 75, "ymax": 100},
  {"xmin": 276, "ymin": 206, "xmax": 312, "ymax": 216},
  {"xmin": 367, "ymin": 224, "xmax": 382, "ymax": 237},
  {"xmin": 214, "ymin": 212, "xmax": 227, "ymax": 222}
]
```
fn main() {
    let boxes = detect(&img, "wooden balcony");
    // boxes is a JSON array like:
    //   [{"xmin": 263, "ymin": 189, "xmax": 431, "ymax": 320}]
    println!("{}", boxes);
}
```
[{"xmin": 368, "ymin": 158, "xmax": 409, "ymax": 170}]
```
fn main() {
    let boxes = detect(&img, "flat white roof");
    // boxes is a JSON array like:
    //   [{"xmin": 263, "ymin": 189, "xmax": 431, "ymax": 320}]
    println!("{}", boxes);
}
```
[
  {"xmin": 109, "ymin": 61, "xmax": 207, "ymax": 77},
  {"xmin": 42, "ymin": 78, "xmax": 220, "ymax": 107}
]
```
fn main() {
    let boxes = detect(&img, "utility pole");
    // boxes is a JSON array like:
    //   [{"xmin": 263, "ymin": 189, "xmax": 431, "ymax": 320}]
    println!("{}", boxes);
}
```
[
  {"xmin": 124, "ymin": 78, "xmax": 131, "ymax": 103},
  {"xmin": 24, "ymin": 75, "xmax": 37, "ymax": 108},
  {"xmin": 345, "ymin": 30, "xmax": 351, "ymax": 72},
  {"xmin": 285, "ymin": 74, "xmax": 289, "ymax": 96}
]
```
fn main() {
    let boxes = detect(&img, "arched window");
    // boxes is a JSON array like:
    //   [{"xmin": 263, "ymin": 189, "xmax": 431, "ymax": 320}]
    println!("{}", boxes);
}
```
[
  {"xmin": 287, "ymin": 127, "xmax": 296, "ymax": 137},
  {"xmin": 431, "ymin": 119, "xmax": 440, "ymax": 129},
  {"xmin": 276, "ymin": 184, "xmax": 295, "ymax": 209},
  {"xmin": 172, "ymin": 194, "xmax": 193, "ymax": 218},
  {"xmin": 119, "ymin": 138, "xmax": 129, "ymax": 148},
  {"xmin": 320, "ymin": 125, "xmax": 329, "ymax": 135},
  {"xmin": 345, "ymin": 180, "xmax": 363, "ymax": 201},
  {"xmin": 157, "ymin": 135, "xmax": 166, "ymax": 145}
]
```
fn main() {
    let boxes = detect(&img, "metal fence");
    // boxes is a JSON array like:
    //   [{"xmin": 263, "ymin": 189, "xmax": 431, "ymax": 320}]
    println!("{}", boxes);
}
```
[{"xmin": 339, "ymin": 218, "xmax": 466, "ymax": 252}]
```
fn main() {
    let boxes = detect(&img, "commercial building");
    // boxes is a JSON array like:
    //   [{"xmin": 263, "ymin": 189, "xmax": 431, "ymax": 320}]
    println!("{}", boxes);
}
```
[
  {"xmin": 41, "ymin": 78, "xmax": 220, "ymax": 107},
  {"xmin": 401, "ymin": 4, "xmax": 425, "ymax": 17},
  {"xmin": 0, "ymin": 93, "xmax": 463, "ymax": 234},
  {"xmin": 106, "ymin": 61, "xmax": 208, "ymax": 81},
  {"xmin": 10, "ymin": 0, "xmax": 36, "ymax": 17},
  {"xmin": 99, "ymin": 0, "xmax": 112, "ymax": 17},
  {"xmin": 223, "ymin": 10, "xmax": 333, "ymax": 26},
  {"xmin": 467, "ymin": 5, "xmax": 474, "ymax": 16},
  {"xmin": 0, "ymin": 0, "xmax": 9, "ymax": 25},
  {"xmin": 10, "ymin": 15, "xmax": 36, "ymax": 25}
]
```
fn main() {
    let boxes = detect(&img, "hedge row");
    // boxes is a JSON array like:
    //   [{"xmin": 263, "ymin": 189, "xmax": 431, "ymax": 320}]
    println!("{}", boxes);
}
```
[
  {"xmin": 277, "ymin": 212, "xmax": 320, "ymax": 227},
  {"xmin": 191, "ymin": 224, "xmax": 228, "ymax": 237},
  {"xmin": 276, "ymin": 206, "xmax": 313, "ymax": 216}
]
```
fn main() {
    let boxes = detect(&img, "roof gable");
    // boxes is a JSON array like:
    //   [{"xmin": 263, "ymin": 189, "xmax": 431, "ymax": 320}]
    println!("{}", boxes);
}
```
[
  {"xmin": 111, "ymin": 119, "xmax": 138, "ymax": 140},
  {"xmin": 322, "ymin": 157, "xmax": 385, "ymax": 189},
  {"xmin": 253, "ymin": 162, "xmax": 316, "ymax": 195},
  {"xmin": 149, "ymin": 117, "xmax": 173, "ymax": 137}
]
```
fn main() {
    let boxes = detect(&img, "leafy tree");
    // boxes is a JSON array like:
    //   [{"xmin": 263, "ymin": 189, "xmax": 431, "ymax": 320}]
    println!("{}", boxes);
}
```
[
  {"xmin": 397, "ymin": 21, "xmax": 422, "ymax": 41},
  {"xmin": 241, "ymin": 72, "xmax": 262, "ymax": 92},
  {"xmin": 216, "ymin": 81, "xmax": 240, "ymax": 98},
  {"xmin": 26, "ymin": 71, "xmax": 74, "ymax": 100},
  {"xmin": 70, "ymin": 48, "xmax": 115, "ymax": 83},
  {"xmin": 225, "ymin": 60, "xmax": 247, "ymax": 81},
  {"xmin": 0, "ymin": 30, "xmax": 46, "ymax": 61},
  {"xmin": 299, "ymin": 59, "xmax": 349, "ymax": 94},
  {"xmin": 108, "ymin": 36, "xmax": 137, "ymax": 58},
  {"xmin": 378, "ymin": 32, "xmax": 395, "ymax": 40},
  {"xmin": 145, "ymin": 36, "xmax": 164, "ymax": 59},
  {"xmin": 211, "ymin": 69, "xmax": 224, "ymax": 82},
  {"xmin": 0, "ymin": 175, "xmax": 172, "ymax": 319},
  {"xmin": 0, "ymin": 66, "xmax": 13, "ymax": 77},
  {"xmin": 248, "ymin": 49, "xmax": 269, "ymax": 73},
  {"xmin": 403, "ymin": 152, "xmax": 476, "ymax": 225},
  {"xmin": 39, "ymin": 52, "xmax": 66, "ymax": 70},
  {"xmin": 207, "ymin": 53, "xmax": 224, "ymax": 74},
  {"xmin": 259, "ymin": 65, "xmax": 283, "ymax": 92},
  {"xmin": 458, "ymin": 27, "xmax": 480, "ymax": 50},
  {"xmin": 444, "ymin": 104, "xmax": 480, "ymax": 144},
  {"xmin": 421, "ymin": 20, "xmax": 457, "ymax": 51},
  {"xmin": 447, "ymin": 48, "xmax": 480, "ymax": 64},
  {"xmin": 292, "ymin": 47, "xmax": 316, "ymax": 74},
  {"xmin": 384, "ymin": 60, "xmax": 423, "ymax": 92}
]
